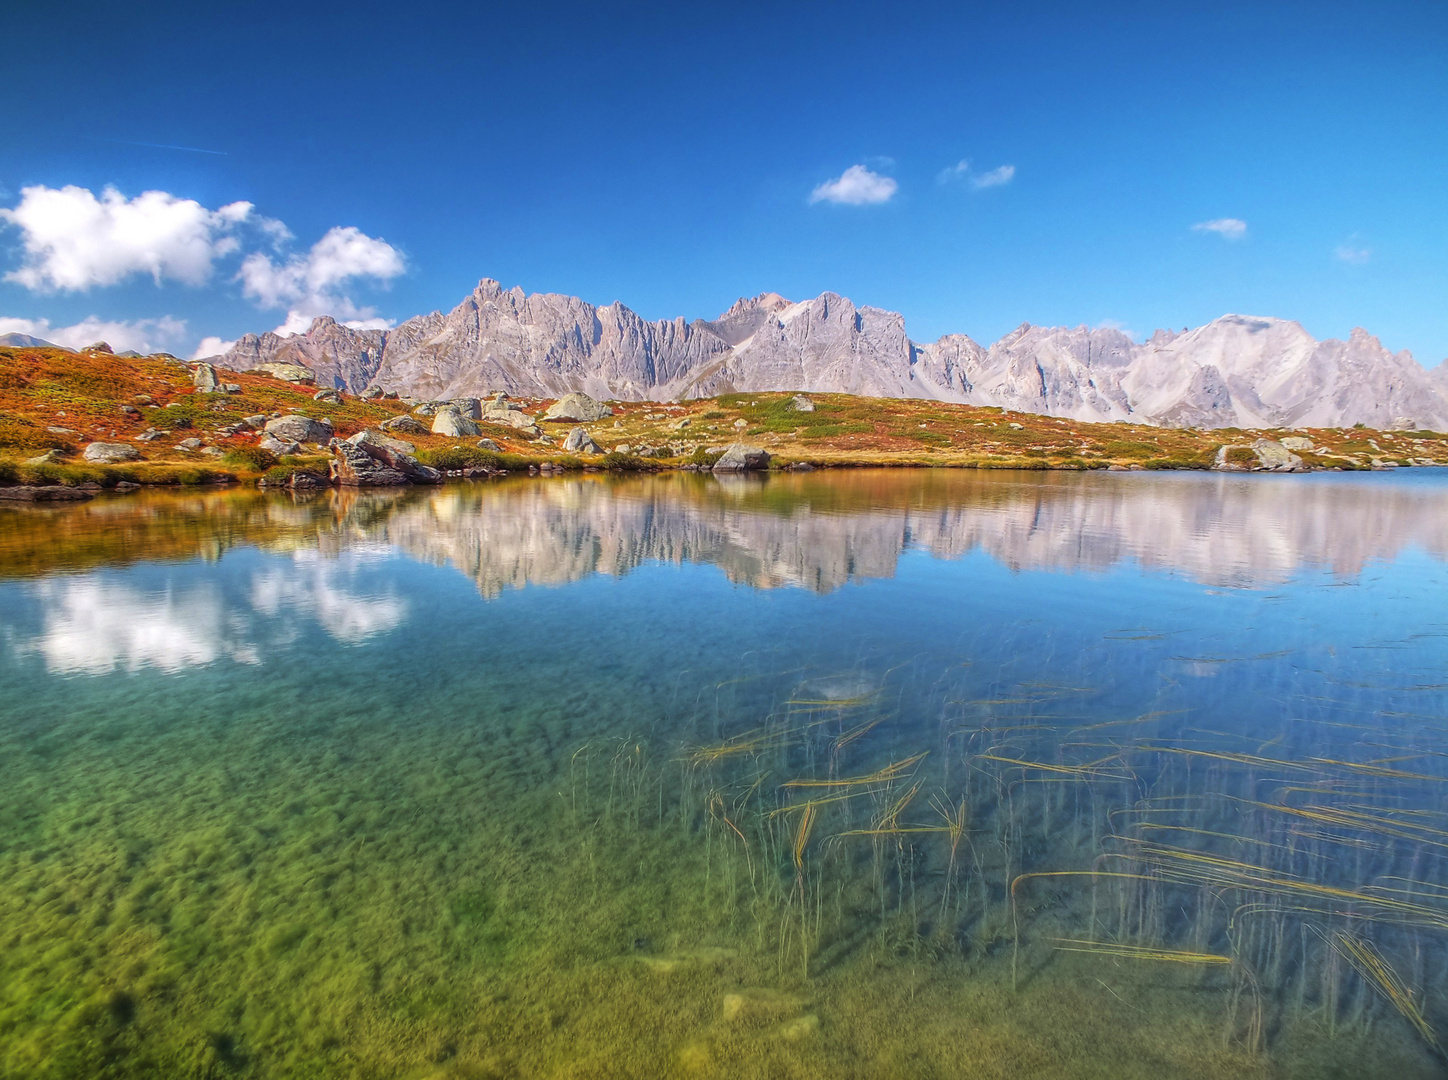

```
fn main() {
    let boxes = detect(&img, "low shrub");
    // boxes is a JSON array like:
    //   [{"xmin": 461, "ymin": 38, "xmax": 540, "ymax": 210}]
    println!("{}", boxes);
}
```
[
  {"xmin": 222, "ymin": 447, "xmax": 278, "ymax": 472},
  {"xmin": 418, "ymin": 447, "xmax": 503, "ymax": 471},
  {"xmin": 601, "ymin": 451, "xmax": 649, "ymax": 471}
]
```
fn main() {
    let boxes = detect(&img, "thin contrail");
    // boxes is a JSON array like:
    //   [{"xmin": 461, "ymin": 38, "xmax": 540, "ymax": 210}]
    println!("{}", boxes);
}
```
[{"xmin": 99, "ymin": 138, "xmax": 228, "ymax": 156}]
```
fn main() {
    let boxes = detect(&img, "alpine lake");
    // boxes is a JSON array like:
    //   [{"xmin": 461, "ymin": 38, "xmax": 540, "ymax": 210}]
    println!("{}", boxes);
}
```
[{"xmin": 2, "ymin": 467, "xmax": 1448, "ymax": 1080}]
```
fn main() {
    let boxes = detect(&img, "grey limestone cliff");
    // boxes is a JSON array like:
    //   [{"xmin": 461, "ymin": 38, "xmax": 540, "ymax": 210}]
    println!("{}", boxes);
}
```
[{"xmin": 210, "ymin": 280, "xmax": 1448, "ymax": 430}]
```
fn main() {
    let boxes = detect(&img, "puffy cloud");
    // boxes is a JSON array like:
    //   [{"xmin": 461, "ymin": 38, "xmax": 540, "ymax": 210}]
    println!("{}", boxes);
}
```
[
  {"xmin": 238, "ymin": 225, "xmax": 406, "ymax": 335},
  {"xmin": 809, "ymin": 165, "xmax": 898, "ymax": 206},
  {"xmin": 1192, "ymin": 218, "xmax": 1248, "ymax": 240},
  {"xmin": 191, "ymin": 335, "xmax": 237, "ymax": 360},
  {"xmin": 0, "ymin": 184, "xmax": 253, "ymax": 291},
  {"xmin": 0, "ymin": 314, "xmax": 186, "ymax": 353},
  {"xmin": 971, "ymin": 164, "xmax": 1015, "ymax": 189},
  {"xmin": 1335, "ymin": 243, "xmax": 1370, "ymax": 264},
  {"xmin": 937, "ymin": 160, "xmax": 1015, "ymax": 188}
]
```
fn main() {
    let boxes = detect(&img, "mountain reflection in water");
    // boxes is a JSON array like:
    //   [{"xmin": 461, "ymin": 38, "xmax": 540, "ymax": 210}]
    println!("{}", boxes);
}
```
[{"xmin": 2, "ymin": 468, "xmax": 1445, "ymax": 593}]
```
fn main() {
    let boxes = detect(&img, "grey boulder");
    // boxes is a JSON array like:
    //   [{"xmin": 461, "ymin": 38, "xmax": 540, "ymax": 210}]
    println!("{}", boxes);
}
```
[
  {"xmin": 258, "ymin": 434, "xmax": 301, "ymax": 456},
  {"xmin": 712, "ymin": 443, "xmax": 771, "ymax": 472},
  {"xmin": 563, "ymin": 426, "xmax": 604, "ymax": 454},
  {"xmin": 192, "ymin": 363, "xmax": 221, "ymax": 392},
  {"xmin": 264, "ymin": 415, "xmax": 334, "ymax": 444},
  {"xmin": 313, "ymin": 388, "xmax": 344, "ymax": 404},
  {"xmin": 432, "ymin": 410, "xmax": 481, "ymax": 437},
  {"xmin": 381, "ymin": 414, "xmax": 430, "ymax": 435},
  {"xmin": 543, "ymin": 392, "xmax": 613, "ymax": 423},
  {"xmin": 83, "ymin": 442, "xmax": 142, "ymax": 464}
]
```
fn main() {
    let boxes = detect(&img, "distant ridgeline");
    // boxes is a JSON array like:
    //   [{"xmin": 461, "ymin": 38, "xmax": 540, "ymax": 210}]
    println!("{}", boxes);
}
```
[{"xmin": 198, "ymin": 280, "xmax": 1448, "ymax": 430}]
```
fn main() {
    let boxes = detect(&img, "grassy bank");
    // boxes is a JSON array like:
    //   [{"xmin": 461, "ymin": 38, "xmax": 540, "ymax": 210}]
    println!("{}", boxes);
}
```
[{"xmin": 2, "ymin": 345, "xmax": 1445, "ymax": 488}]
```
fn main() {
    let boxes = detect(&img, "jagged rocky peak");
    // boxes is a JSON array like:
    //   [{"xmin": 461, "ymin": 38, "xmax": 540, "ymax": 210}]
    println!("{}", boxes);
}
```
[{"xmin": 207, "ymin": 280, "xmax": 1448, "ymax": 430}]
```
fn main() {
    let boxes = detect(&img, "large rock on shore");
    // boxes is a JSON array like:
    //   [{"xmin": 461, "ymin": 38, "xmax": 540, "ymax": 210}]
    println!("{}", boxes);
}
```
[
  {"xmin": 544, "ymin": 392, "xmax": 613, "ymax": 423},
  {"xmin": 712, "ymin": 443, "xmax": 771, "ymax": 472},
  {"xmin": 354, "ymin": 431, "xmax": 438, "ymax": 482},
  {"xmin": 345, "ymin": 429, "xmax": 440, "ymax": 483},
  {"xmin": 330, "ymin": 441, "xmax": 409, "ymax": 486},
  {"xmin": 83, "ymin": 442, "xmax": 142, "ymax": 464},
  {"xmin": 1251, "ymin": 438, "xmax": 1304, "ymax": 471},
  {"xmin": 264, "ymin": 415, "xmax": 333, "ymax": 444}
]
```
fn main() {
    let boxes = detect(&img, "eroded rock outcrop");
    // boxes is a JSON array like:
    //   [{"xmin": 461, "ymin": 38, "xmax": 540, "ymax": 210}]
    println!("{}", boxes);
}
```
[{"xmin": 210, "ymin": 280, "xmax": 1448, "ymax": 430}]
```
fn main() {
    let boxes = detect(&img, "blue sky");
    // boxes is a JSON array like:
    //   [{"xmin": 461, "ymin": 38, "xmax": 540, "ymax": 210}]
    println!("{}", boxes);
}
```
[{"xmin": 0, "ymin": 0, "xmax": 1443, "ymax": 364}]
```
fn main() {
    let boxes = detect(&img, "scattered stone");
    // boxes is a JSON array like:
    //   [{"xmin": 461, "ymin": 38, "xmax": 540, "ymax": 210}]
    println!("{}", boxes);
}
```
[
  {"xmin": 264, "ymin": 415, "xmax": 334, "ymax": 444},
  {"xmin": 543, "ymin": 392, "xmax": 614, "ymax": 423},
  {"xmin": 113, "ymin": 481, "xmax": 141, "ymax": 493},
  {"xmin": 24, "ymin": 449, "xmax": 65, "ymax": 465},
  {"xmin": 133, "ymin": 394, "xmax": 153, "ymax": 405},
  {"xmin": 562, "ymin": 426, "xmax": 605, "ymax": 454},
  {"xmin": 241, "ymin": 414, "xmax": 268, "ymax": 430},
  {"xmin": 119, "ymin": 405, "xmax": 142, "ymax": 418},
  {"xmin": 1280, "ymin": 436, "xmax": 1316, "ymax": 452},
  {"xmin": 482, "ymin": 403, "xmax": 541, "ymax": 436},
  {"xmin": 733, "ymin": 419, "xmax": 748, "ymax": 429},
  {"xmin": 712, "ymin": 443, "xmax": 771, "ymax": 472},
  {"xmin": 175, "ymin": 438, "xmax": 203, "ymax": 451},
  {"xmin": 432, "ymin": 410, "xmax": 481, "ymax": 437},
  {"xmin": 412, "ymin": 402, "xmax": 438, "ymax": 416},
  {"xmin": 446, "ymin": 397, "xmax": 482, "ymax": 420},
  {"xmin": 258, "ymin": 434, "xmax": 301, "ymax": 456},
  {"xmin": 135, "ymin": 430, "xmax": 166, "ymax": 442},
  {"xmin": 673, "ymin": 418, "xmax": 692, "ymax": 429},
  {"xmin": 85, "ymin": 341, "xmax": 113, "ymax": 353},
  {"xmin": 224, "ymin": 383, "xmax": 241, "ymax": 393},
  {"xmin": 248, "ymin": 362, "xmax": 315, "ymax": 384},
  {"xmin": 360, "ymin": 385, "xmax": 385, "ymax": 400},
  {"xmin": 47, "ymin": 426, "xmax": 79, "ymax": 437},
  {"xmin": 200, "ymin": 446, "xmax": 226, "ymax": 457},
  {"xmin": 615, "ymin": 444, "xmax": 631, "ymax": 454},
  {"xmin": 785, "ymin": 461, "xmax": 816, "ymax": 471},
  {"xmin": 1392, "ymin": 416, "xmax": 1418, "ymax": 431},
  {"xmin": 1009, "ymin": 422, "xmax": 1025, "ymax": 430},
  {"xmin": 381, "ymin": 414, "xmax": 429, "ymax": 436},
  {"xmin": 82, "ymin": 442, "xmax": 142, "ymax": 464},
  {"xmin": 786, "ymin": 394, "xmax": 816, "ymax": 412},
  {"xmin": 313, "ymin": 388, "xmax": 343, "ymax": 404},
  {"xmin": 475, "ymin": 438, "xmax": 501, "ymax": 452}
]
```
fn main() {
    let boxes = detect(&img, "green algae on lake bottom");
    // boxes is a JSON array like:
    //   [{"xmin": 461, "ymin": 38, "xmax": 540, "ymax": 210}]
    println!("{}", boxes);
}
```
[{"xmin": 2, "ymin": 470, "xmax": 1447, "ymax": 1078}]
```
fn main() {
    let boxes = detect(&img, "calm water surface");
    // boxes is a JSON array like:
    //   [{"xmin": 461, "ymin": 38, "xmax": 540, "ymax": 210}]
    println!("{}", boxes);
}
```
[{"xmin": 2, "ymin": 469, "xmax": 1447, "ymax": 1079}]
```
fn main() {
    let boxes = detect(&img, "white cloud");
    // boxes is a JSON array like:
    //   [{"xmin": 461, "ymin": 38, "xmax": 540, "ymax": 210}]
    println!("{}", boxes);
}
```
[
  {"xmin": 971, "ymin": 164, "xmax": 1015, "ymax": 189},
  {"xmin": 936, "ymin": 160, "xmax": 1015, "ymax": 188},
  {"xmin": 809, "ymin": 165, "xmax": 898, "ymax": 206},
  {"xmin": 1192, "ymin": 218, "xmax": 1248, "ymax": 240},
  {"xmin": 191, "ymin": 335, "xmax": 237, "ymax": 360},
  {"xmin": 0, "ymin": 314, "xmax": 186, "ymax": 353},
  {"xmin": 0, "ymin": 184, "xmax": 253, "ymax": 291},
  {"xmin": 238, "ymin": 225, "xmax": 406, "ymax": 335},
  {"xmin": 1335, "ymin": 243, "xmax": 1370, "ymax": 264}
]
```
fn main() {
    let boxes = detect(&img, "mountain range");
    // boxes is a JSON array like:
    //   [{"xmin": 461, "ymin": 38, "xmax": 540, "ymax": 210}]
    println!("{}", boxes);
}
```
[{"xmin": 196, "ymin": 279, "xmax": 1446, "ymax": 430}]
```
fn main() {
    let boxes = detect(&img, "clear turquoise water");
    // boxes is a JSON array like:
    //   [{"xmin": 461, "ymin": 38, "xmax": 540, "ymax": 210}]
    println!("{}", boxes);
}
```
[{"xmin": 2, "ymin": 469, "xmax": 1447, "ymax": 1078}]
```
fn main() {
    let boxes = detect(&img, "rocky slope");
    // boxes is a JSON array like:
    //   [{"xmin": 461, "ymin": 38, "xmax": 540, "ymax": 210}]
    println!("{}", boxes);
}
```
[{"xmin": 210, "ymin": 280, "xmax": 1448, "ymax": 429}]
